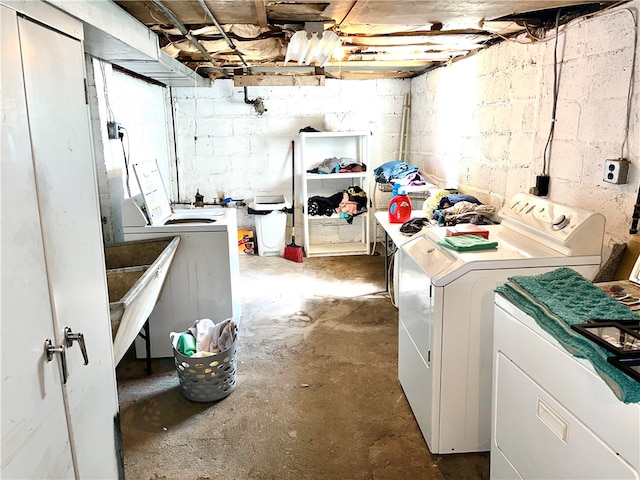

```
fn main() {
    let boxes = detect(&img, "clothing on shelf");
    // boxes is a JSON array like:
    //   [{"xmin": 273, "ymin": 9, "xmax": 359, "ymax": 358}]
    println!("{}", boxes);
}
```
[
  {"xmin": 307, "ymin": 156, "xmax": 366, "ymax": 174},
  {"xmin": 307, "ymin": 186, "xmax": 368, "ymax": 224}
]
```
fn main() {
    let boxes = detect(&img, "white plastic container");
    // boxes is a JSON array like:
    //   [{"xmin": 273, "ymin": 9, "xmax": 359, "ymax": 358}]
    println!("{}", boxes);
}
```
[{"xmin": 250, "ymin": 195, "xmax": 290, "ymax": 257}]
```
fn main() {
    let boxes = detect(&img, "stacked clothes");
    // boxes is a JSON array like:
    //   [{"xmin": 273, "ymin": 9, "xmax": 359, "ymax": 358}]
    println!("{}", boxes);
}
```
[
  {"xmin": 307, "ymin": 186, "xmax": 368, "ymax": 224},
  {"xmin": 373, "ymin": 160, "xmax": 428, "ymax": 186},
  {"xmin": 423, "ymin": 191, "xmax": 496, "ymax": 226},
  {"xmin": 307, "ymin": 157, "xmax": 367, "ymax": 174}
]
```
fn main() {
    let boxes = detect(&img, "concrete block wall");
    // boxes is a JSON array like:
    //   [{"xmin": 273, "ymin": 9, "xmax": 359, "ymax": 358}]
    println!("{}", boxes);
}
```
[
  {"xmin": 410, "ymin": 2, "xmax": 640, "ymax": 254},
  {"xmin": 170, "ymin": 79, "xmax": 410, "ymax": 234}
]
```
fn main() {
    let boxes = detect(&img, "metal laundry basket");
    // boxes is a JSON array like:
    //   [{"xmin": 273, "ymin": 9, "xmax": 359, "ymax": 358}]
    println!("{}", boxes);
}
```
[{"xmin": 171, "ymin": 332, "xmax": 238, "ymax": 402}]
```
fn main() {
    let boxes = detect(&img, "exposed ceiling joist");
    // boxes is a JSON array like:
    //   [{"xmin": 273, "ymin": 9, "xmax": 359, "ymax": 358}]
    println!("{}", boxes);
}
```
[
  {"xmin": 234, "ymin": 73, "xmax": 325, "ymax": 86},
  {"xmin": 111, "ymin": 0, "xmax": 626, "ymax": 82},
  {"xmin": 253, "ymin": 0, "xmax": 268, "ymax": 27}
]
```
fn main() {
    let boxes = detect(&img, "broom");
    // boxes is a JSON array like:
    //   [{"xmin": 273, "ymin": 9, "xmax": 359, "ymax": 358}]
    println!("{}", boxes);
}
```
[{"xmin": 284, "ymin": 140, "xmax": 304, "ymax": 263}]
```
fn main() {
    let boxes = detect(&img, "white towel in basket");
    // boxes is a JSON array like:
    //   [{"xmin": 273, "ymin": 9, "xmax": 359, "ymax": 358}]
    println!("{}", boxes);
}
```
[{"xmin": 189, "ymin": 318, "xmax": 236, "ymax": 355}]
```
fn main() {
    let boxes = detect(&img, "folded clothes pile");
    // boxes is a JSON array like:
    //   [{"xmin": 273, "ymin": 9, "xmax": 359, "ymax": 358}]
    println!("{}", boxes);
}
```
[
  {"xmin": 438, "ymin": 234, "xmax": 498, "ymax": 251},
  {"xmin": 173, "ymin": 318, "xmax": 237, "ymax": 357},
  {"xmin": 373, "ymin": 160, "xmax": 427, "ymax": 186},
  {"xmin": 422, "ymin": 191, "xmax": 496, "ymax": 226},
  {"xmin": 307, "ymin": 157, "xmax": 367, "ymax": 174}
]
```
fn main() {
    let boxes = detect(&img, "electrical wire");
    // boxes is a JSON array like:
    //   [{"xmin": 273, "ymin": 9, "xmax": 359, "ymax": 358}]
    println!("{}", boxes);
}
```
[
  {"xmin": 147, "ymin": 4, "xmax": 166, "ymax": 25},
  {"xmin": 169, "ymin": 88, "xmax": 181, "ymax": 202},
  {"xmin": 490, "ymin": 5, "xmax": 637, "ymax": 172},
  {"xmin": 490, "ymin": 1, "xmax": 630, "ymax": 46},
  {"xmin": 388, "ymin": 247, "xmax": 398, "ymax": 308},
  {"xmin": 99, "ymin": 60, "xmax": 115, "ymax": 123},
  {"xmin": 620, "ymin": 7, "xmax": 638, "ymax": 160},
  {"xmin": 542, "ymin": 9, "xmax": 562, "ymax": 175},
  {"xmin": 119, "ymin": 126, "xmax": 131, "ymax": 197}
]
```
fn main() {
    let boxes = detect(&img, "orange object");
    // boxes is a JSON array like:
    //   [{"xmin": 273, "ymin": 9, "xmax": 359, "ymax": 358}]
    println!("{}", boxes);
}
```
[{"xmin": 388, "ymin": 194, "xmax": 412, "ymax": 223}]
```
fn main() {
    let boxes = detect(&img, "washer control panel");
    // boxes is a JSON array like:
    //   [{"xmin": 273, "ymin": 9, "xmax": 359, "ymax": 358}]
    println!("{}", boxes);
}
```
[{"xmin": 499, "ymin": 193, "xmax": 605, "ymax": 256}]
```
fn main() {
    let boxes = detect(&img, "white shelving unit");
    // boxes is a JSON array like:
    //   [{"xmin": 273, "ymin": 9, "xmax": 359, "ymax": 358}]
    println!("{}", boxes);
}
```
[{"xmin": 299, "ymin": 131, "xmax": 370, "ymax": 257}]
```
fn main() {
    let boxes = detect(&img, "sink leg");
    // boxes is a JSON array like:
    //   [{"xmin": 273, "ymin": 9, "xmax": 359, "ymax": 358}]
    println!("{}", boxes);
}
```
[
  {"xmin": 137, "ymin": 319, "xmax": 152, "ymax": 375},
  {"xmin": 143, "ymin": 319, "xmax": 152, "ymax": 375}
]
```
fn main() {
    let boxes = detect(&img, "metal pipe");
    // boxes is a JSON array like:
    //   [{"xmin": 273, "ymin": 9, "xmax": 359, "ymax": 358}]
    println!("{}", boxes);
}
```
[
  {"xmin": 151, "ymin": 0, "xmax": 223, "ymax": 71},
  {"xmin": 196, "ymin": 0, "xmax": 235, "ymax": 49},
  {"xmin": 196, "ymin": 0, "xmax": 250, "ymax": 69}
]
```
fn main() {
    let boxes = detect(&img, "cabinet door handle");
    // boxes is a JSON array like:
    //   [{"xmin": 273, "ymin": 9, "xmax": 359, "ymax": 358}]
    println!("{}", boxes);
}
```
[
  {"xmin": 64, "ymin": 327, "xmax": 89, "ymax": 365},
  {"xmin": 45, "ymin": 339, "xmax": 68, "ymax": 384}
]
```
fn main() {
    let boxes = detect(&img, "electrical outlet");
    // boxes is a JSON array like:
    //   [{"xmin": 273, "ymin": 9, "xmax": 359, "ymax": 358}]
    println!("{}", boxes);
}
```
[
  {"xmin": 107, "ymin": 121, "xmax": 121, "ymax": 139},
  {"xmin": 603, "ymin": 158, "xmax": 629, "ymax": 184}
]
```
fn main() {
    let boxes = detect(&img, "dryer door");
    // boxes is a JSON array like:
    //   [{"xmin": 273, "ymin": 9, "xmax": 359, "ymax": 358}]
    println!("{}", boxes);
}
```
[{"xmin": 397, "ymin": 236, "xmax": 451, "ymax": 452}]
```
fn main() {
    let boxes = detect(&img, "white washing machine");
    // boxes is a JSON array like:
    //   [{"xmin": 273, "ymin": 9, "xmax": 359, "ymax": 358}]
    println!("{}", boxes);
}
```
[
  {"xmin": 398, "ymin": 193, "xmax": 606, "ymax": 454},
  {"xmin": 492, "ymin": 294, "xmax": 640, "ymax": 479},
  {"xmin": 122, "ymin": 161, "xmax": 240, "ymax": 358}
]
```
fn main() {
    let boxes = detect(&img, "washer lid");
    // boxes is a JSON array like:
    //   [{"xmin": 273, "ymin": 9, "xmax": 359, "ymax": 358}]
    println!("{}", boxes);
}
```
[{"xmin": 132, "ymin": 160, "xmax": 172, "ymax": 226}]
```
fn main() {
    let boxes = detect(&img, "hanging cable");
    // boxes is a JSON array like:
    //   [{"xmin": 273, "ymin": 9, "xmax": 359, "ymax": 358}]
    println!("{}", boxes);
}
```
[
  {"xmin": 542, "ymin": 9, "xmax": 562, "ymax": 176},
  {"xmin": 169, "ymin": 87, "xmax": 181, "ymax": 202},
  {"xmin": 99, "ymin": 60, "xmax": 115, "ymax": 124},
  {"xmin": 119, "ymin": 126, "xmax": 131, "ymax": 197},
  {"xmin": 620, "ymin": 7, "xmax": 638, "ymax": 160}
]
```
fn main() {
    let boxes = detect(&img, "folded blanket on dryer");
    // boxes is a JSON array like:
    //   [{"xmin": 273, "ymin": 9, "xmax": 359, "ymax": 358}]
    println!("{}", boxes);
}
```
[
  {"xmin": 438, "ymin": 234, "xmax": 498, "ymax": 251},
  {"xmin": 495, "ymin": 267, "xmax": 640, "ymax": 403}
]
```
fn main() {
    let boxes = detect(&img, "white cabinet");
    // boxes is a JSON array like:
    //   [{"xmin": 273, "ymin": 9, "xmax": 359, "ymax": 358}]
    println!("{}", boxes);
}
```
[
  {"xmin": 2, "ymin": 3, "xmax": 121, "ymax": 478},
  {"xmin": 299, "ymin": 131, "xmax": 371, "ymax": 257}
]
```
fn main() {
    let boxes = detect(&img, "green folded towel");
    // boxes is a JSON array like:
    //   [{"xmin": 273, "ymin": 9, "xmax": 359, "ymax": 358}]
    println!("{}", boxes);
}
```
[
  {"xmin": 495, "ymin": 267, "xmax": 640, "ymax": 403},
  {"xmin": 438, "ymin": 234, "xmax": 498, "ymax": 251},
  {"xmin": 176, "ymin": 332, "xmax": 197, "ymax": 356}
]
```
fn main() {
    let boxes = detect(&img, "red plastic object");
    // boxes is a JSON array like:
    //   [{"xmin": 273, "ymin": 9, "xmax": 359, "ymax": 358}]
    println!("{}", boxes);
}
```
[{"xmin": 388, "ymin": 194, "xmax": 412, "ymax": 223}]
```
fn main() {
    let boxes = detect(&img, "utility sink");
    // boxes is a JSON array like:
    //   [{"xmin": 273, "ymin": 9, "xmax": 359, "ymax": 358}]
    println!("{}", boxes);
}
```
[{"xmin": 105, "ymin": 236, "xmax": 180, "ymax": 365}]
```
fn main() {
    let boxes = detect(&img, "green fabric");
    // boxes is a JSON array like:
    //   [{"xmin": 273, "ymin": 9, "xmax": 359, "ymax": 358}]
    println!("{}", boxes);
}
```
[
  {"xmin": 438, "ymin": 234, "xmax": 498, "ymax": 251},
  {"xmin": 176, "ymin": 332, "xmax": 197, "ymax": 356},
  {"xmin": 495, "ymin": 267, "xmax": 640, "ymax": 403}
]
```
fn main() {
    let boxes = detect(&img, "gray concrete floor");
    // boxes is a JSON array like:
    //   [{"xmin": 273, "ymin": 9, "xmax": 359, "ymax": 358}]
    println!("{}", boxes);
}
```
[{"xmin": 116, "ymin": 251, "xmax": 489, "ymax": 480}]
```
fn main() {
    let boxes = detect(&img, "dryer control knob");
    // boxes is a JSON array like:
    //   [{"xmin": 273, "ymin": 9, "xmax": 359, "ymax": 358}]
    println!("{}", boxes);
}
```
[{"xmin": 552, "ymin": 214, "xmax": 570, "ymax": 230}]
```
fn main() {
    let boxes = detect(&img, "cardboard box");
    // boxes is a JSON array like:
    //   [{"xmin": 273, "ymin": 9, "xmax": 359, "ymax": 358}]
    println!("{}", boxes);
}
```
[{"xmin": 237, "ymin": 229, "xmax": 255, "ymax": 254}]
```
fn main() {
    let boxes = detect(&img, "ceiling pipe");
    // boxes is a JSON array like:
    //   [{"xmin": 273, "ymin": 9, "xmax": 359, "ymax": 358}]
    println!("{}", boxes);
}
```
[
  {"xmin": 151, "ymin": 0, "xmax": 224, "ymax": 74},
  {"xmin": 196, "ymin": 0, "xmax": 250, "ymax": 70}
]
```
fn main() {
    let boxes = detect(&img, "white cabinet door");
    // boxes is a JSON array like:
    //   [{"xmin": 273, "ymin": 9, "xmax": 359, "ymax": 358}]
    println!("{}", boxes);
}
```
[
  {"xmin": 1, "ymin": 7, "xmax": 75, "ymax": 478},
  {"xmin": 1, "ymin": 5, "xmax": 121, "ymax": 478}
]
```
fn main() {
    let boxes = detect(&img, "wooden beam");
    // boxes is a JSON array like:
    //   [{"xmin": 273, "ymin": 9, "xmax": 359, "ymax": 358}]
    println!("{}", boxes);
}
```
[
  {"xmin": 254, "ymin": 0, "xmax": 268, "ymax": 27},
  {"xmin": 234, "ymin": 74, "xmax": 325, "ymax": 87}
]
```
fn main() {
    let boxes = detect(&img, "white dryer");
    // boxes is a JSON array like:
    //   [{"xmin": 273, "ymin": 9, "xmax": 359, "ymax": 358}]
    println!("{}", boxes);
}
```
[
  {"xmin": 123, "ymin": 161, "xmax": 240, "ymax": 358},
  {"xmin": 492, "ymin": 294, "xmax": 640, "ymax": 479},
  {"xmin": 398, "ymin": 193, "xmax": 605, "ymax": 454}
]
